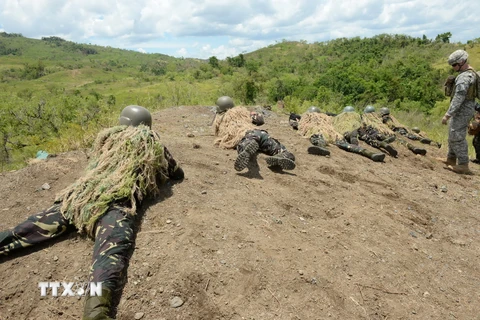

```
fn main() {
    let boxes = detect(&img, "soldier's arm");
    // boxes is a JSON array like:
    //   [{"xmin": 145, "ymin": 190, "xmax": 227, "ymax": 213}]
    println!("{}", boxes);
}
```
[{"xmin": 163, "ymin": 146, "xmax": 184, "ymax": 180}]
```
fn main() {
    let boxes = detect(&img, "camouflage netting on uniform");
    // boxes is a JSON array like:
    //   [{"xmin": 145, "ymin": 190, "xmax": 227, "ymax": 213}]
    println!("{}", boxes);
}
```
[
  {"xmin": 56, "ymin": 125, "xmax": 167, "ymax": 237},
  {"xmin": 213, "ymin": 106, "xmax": 255, "ymax": 149},
  {"xmin": 361, "ymin": 113, "xmax": 395, "ymax": 135},
  {"xmin": 298, "ymin": 113, "xmax": 342, "ymax": 143},
  {"xmin": 332, "ymin": 112, "xmax": 362, "ymax": 135}
]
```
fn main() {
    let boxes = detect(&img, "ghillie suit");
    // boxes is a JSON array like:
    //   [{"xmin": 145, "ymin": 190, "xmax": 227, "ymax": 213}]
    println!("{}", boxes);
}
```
[
  {"xmin": 332, "ymin": 112, "xmax": 362, "ymax": 137},
  {"xmin": 56, "ymin": 125, "xmax": 169, "ymax": 237},
  {"xmin": 213, "ymin": 106, "xmax": 255, "ymax": 149},
  {"xmin": 213, "ymin": 106, "xmax": 295, "ymax": 171},
  {"xmin": 0, "ymin": 122, "xmax": 183, "ymax": 319}
]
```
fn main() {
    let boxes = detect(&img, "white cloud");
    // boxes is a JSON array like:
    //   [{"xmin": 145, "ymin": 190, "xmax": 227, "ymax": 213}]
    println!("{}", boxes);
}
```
[{"xmin": 0, "ymin": 0, "xmax": 479, "ymax": 59}]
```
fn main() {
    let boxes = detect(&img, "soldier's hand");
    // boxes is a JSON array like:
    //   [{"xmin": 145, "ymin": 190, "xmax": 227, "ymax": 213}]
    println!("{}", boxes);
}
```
[{"xmin": 442, "ymin": 114, "xmax": 450, "ymax": 125}]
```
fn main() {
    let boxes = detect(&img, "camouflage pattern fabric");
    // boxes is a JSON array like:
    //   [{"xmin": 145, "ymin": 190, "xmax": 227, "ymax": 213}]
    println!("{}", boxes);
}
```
[
  {"xmin": 473, "ymin": 135, "xmax": 480, "ymax": 161},
  {"xmin": 237, "ymin": 129, "xmax": 295, "ymax": 161},
  {"xmin": 310, "ymin": 134, "xmax": 327, "ymax": 147},
  {"xmin": 447, "ymin": 70, "xmax": 477, "ymax": 165},
  {"xmin": 89, "ymin": 207, "xmax": 135, "ymax": 291},
  {"xmin": 0, "ymin": 204, "xmax": 72, "ymax": 255}
]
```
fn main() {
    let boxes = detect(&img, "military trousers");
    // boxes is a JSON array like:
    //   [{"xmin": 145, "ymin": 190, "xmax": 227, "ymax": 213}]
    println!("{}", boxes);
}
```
[
  {"xmin": 237, "ymin": 129, "xmax": 295, "ymax": 161},
  {"xmin": 0, "ymin": 204, "xmax": 134, "ymax": 292}
]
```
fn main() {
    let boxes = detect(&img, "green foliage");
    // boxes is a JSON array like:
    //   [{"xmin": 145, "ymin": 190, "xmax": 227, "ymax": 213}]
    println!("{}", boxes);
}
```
[{"xmin": 1, "ymin": 31, "xmax": 479, "ymax": 170}]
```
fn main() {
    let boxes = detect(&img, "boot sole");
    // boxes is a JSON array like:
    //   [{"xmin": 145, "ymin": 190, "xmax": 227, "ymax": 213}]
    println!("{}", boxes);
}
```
[
  {"xmin": 234, "ymin": 141, "xmax": 259, "ymax": 171},
  {"xmin": 413, "ymin": 149, "xmax": 427, "ymax": 156},
  {"xmin": 371, "ymin": 153, "xmax": 386, "ymax": 162},
  {"xmin": 266, "ymin": 157, "xmax": 296, "ymax": 170},
  {"xmin": 308, "ymin": 146, "xmax": 330, "ymax": 156},
  {"xmin": 384, "ymin": 145, "xmax": 398, "ymax": 157}
]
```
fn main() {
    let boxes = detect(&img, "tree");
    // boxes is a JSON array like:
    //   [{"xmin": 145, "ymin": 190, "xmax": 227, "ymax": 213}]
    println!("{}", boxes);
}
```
[{"xmin": 208, "ymin": 56, "xmax": 219, "ymax": 68}]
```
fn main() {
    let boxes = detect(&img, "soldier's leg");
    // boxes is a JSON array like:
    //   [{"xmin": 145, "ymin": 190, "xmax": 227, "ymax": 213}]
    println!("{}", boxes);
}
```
[
  {"xmin": 251, "ymin": 130, "xmax": 295, "ymax": 170},
  {"xmin": 335, "ymin": 140, "xmax": 385, "ymax": 162},
  {"xmin": 234, "ymin": 131, "xmax": 260, "ymax": 171},
  {"xmin": 308, "ymin": 134, "xmax": 330, "ymax": 156},
  {"xmin": 397, "ymin": 139, "xmax": 427, "ymax": 156},
  {"xmin": 83, "ymin": 207, "xmax": 135, "ymax": 319},
  {"xmin": 448, "ymin": 119, "xmax": 470, "ymax": 165},
  {"xmin": 0, "ymin": 204, "xmax": 73, "ymax": 255},
  {"xmin": 343, "ymin": 130, "xmax": 359, "ymax": 145}
]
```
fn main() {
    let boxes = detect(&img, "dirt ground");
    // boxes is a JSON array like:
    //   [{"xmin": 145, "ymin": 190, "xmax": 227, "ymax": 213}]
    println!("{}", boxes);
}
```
[{"xmin": 1, "ymin": 105, "xmax": 480, "ymax": 320}]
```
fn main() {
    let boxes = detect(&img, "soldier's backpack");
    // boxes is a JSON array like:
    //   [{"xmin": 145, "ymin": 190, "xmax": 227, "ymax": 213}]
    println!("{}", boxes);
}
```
[{"xmin": 466, "ymin": 68, "xmax": 480, "ymax": 100}]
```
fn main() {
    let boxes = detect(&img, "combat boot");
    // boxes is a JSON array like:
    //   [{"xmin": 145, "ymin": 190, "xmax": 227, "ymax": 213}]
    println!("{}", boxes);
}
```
[
  {"xmin": 360, "ymin": 149, "xmax": 385, "ymax": 162},
  {"xmin": 447, "ymin": 163, "xmax": 473, "ymax": 175},
  {"xmin": 405, "ymin": 142, "xmax": 426, "ymax": 155},
  {"xmin": 383, "ymin": 135, "xmax": 396, "ymax": 143},
  {"xmin": 234, "ymin": 140, "xmax": 259, "ymax": 171},
  {"xmin": 307, "ymin": 146, "xmax": 330, "ymax": 156},
  {"xmin": 471, "ymin": 158, "xmax": 480, "ymax": 164},
  {"xmin": 82, "ymin": 288, "xmax": 114, "ymax": 320},
  {"xmin": 379, "ymin": 141, "xmax": 398, "ymax": 157},
  {"xmin": 419, "ymin": 138, "xmax": 432, "ymax": 145},
  {"xmin": 265, "ymin": 153, "xmax": 296, "ymax": 170}
]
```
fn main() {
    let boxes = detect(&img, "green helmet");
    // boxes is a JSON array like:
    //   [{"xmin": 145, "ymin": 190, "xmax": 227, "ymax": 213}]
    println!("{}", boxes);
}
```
[
  {"xmin": 307, "ymin": 106, "xmax": 321, "ymax": 113},
  {"xmin": 411, "ymin": 127, "xmax": 421, "ymax": 134},
  {"xmin": 364, "ymin": 105, "xmax": 375, "ymax": 113},
  {"xmin": 343, "ymin": 106, "xmax": 355, "ymax": 113},
  {"xmin": 379, "ymin": 107, "xmax": 390, "ymax": 116},
  {"xmin": 119, "ymin": 105, "xmax": 152, "ymax": 128},
  {"xmin": 216, "ymin": 96, "xmax": 234, "ymax": 113}
]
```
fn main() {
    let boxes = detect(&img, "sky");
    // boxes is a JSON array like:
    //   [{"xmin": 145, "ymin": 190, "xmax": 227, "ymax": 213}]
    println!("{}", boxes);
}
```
[{"xmin": 1, "ymin": 0, "xmax": 479, "ymax": 60}]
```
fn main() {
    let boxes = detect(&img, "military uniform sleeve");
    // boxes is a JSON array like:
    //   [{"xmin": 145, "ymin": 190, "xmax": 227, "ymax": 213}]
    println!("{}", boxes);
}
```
[
  {"xmin": 447, "ymin": 72, "xmax": 475, "ymax": 116},
  {"xmin": 163, "ymin": 146, "xmax": 184, "ymax": 180}
]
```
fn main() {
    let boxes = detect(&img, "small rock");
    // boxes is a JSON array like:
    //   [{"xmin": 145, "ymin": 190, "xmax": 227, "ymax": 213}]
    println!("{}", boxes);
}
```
[
  {"xmin": 134, "ymin": 312, "xmax": 145, "ymax": 319},
  {"xmin": 201, "ymin": 190, "xmax": 207, "ymax": 194},
  {"xmin": 170, "ymin": 296, "xmax": 184, "ymax": 308},
  {"xmin": 166, "ymin": 219, "xmax": 172, "ymax": 224},
  {"xmin": 186, "ymin": 133, "xmax": 195, "ymax": 137},
  {"xmin": 440, "ymin": 185, "xmax": 447, "ymax": 193},
  {"xmin": 426, "ymin": 233, "xmax": 433, "ymax": 239},
  {"xmin": 53, "ymin": 255, "xmax": 59, "ymax": 261},
  {"xmin": 192, "ymin": 143, "xmax": 200, "ymax": 149},
  {"xmin": 41, "ymin": 183, "xmax": 51, "ymax": 190}
]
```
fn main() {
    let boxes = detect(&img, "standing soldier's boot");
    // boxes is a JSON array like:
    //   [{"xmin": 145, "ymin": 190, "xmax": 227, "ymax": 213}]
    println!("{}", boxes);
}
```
[
  {"xmin": 308, "ymin": 134, "xmax": 330, "ymax": 156},
  {"xmin": 447, "ymin": 163, "xmax": 473, "ymax": 175},
  {"xmin": 436, "ymin": 157, "xmax": 456, "ymax": 166},
  {"xmin": 265, "ymin": 152, "xmax": 296, "ymax": 170},
  {"xmin": 378, "ymin": 141, "xmax": 398, "ymax": 157},
  {"xmin": 82, "ymin": 288, "xmax": 114, "ymax": 320},
  {"xmin": 234, "ymin": 140, "xmax": 259, "ymax": 171}
]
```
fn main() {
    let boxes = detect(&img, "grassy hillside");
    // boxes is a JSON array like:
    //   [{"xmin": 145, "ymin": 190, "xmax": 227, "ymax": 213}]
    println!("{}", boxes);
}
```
[{"xmin": 1, "ymin": 32, "xmax": 479, "ymax": 171}]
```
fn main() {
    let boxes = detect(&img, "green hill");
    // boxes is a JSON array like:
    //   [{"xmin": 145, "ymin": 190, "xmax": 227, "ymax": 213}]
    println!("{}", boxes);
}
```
[{"xmin": 1, "ymin": 31, "xmax": 479, "ymax": 171}]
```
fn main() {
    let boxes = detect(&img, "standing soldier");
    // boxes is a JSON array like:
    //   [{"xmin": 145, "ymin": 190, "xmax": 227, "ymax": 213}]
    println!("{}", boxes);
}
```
[
  {"xmin": 0, "ymin": 105, "xmax": 184, "ymax": 319},
  {"xmin": 213, "ymin": 96, "xmax": 296, "ymax": 171},
  {"xmin": 440, "ymin": 49, "xmax": 477, "ymax": 174}
]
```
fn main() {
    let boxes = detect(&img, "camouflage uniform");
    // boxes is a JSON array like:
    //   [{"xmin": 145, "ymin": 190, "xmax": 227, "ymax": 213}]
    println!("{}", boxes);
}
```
[
  {"xmin": 0, "ymin": 146, "xmax": 182, "ymax": 295},
  {"xmin": 446, "ymin": 70, "xmax": 477, "ymax": 165},
  {"xmin": 470, "ymin": 111, "xmax": 480, "ymax": 163},
  {"xmin": 237, "ymin": 129, "xmax": 295, "ymax": 161},
  {"xmin": 345, "ymin": 125, "xmax": 398, "ymax": 157}
]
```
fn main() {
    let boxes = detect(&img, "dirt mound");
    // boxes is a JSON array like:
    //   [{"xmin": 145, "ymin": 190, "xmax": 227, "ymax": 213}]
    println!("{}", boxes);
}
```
[{"xmin": 1, "ymin": 106, "xmax": 479, "ymax": 320}]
